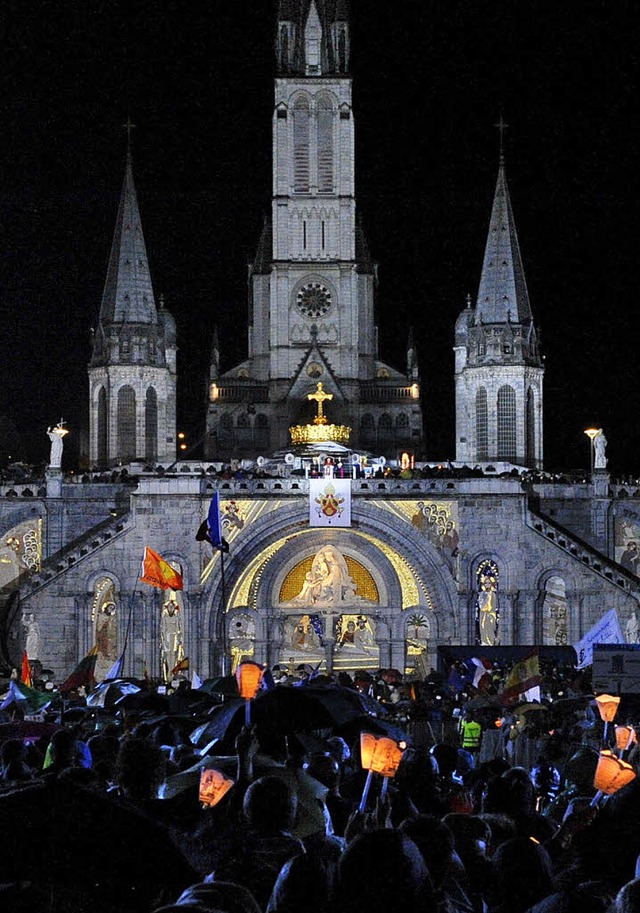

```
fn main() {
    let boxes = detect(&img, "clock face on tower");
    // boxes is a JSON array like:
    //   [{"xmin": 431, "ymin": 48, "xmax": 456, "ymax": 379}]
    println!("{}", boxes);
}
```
[{"xmin": 296, "ymin": 282, "xmax": 332, "ymax": 318}]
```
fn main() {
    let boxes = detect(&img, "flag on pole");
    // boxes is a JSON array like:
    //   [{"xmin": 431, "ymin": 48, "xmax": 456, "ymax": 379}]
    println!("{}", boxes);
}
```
[
  {"xmin": 192, "ymin": 670, "xmax": 203, "ymax": 690},
  {"xmin": 103, "ymin": 650, "xmax": 125, "ymax": 681},
  {"xmin": 59, "ymin": 646, "xmax": 99, "ymax": 694},
  {"xmin": 207, "ymin": 493, "xmax": 223, "ymax": 547},
  {"xmin": 21, "ymin": 651, "xmax": 32, "ymax": 688},
  {"xmin": 573, "ymin": 608, "xmax": 624, "ymax": 669},
  {"xmin": 467, "ymin": 656, "xmax": 492, "ymax": 689},
  {"xmin": 502, "ymin": 650, "xmax": 541, "ymax": 704},
  {"xmin": 171, "ymin": 657, "xmax": 190, "ymax": 677},
  {"xmin": 0, "ymin": 679, "xmax": 54, "ymax": 713},
  {"xmin": 141, "ymin": 547, "xmax": 183, "ymax": 591}
]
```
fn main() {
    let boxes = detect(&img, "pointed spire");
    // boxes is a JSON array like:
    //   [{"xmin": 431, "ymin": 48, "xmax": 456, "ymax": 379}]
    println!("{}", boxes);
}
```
[
  {"xmin": 99, "ymin": 145, "xmax": 158, "ymax": 327},
  {"xmin": 475, "ymin": 160, "xmax": 532, "ymax": 326},
  {"xmin": 210, "ymin": 326, "xmax": 220, "ymax": 380}
]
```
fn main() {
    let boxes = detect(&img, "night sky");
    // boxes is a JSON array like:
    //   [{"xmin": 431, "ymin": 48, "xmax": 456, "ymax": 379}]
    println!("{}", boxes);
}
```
[{"xmin": 2, "ymin": 1, "xmax": 638, "ymax": 474}]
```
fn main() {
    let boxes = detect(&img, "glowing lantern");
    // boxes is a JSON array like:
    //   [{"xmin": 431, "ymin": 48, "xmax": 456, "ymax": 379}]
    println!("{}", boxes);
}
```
[
  {"xmin": 615, "ymin": 725, "xmax": 637, "ymax": 752},
  {"xmin": 236, "ymin": 661, "xmax": 264, "ymax": 724},
  {"xmin": 359, "ymin": 731, "xmax": 406, "ymax": 813},
  {"xmin": 199, "ymin": 768, "xmax": 235, "ymax": 808},
  {"xmin": 594, "ymin": 694, "xmax": 620, "ymax": 722},
  {"xmin": 593, "ymin": 749, "xmax": 636, "ymax": 795},
  {"xmin": 236, "ymin": 661, "xmax": 264, "ymax": 700},
  {"xmin": 360, "ymin": 732, "xmax": 405, "ymax": 777}
]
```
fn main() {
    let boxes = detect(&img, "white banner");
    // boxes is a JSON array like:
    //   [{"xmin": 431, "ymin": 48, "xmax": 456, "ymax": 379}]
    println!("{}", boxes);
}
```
[
  {"xmin": 309, "ymin": 479, "xmax": 351, "ymax": 527},
  {"xmin": 573, "ymin": 608, "xmax": 624, "ymax": 669}
]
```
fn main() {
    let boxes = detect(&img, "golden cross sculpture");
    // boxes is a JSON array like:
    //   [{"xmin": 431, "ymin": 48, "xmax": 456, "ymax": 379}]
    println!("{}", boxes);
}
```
[{"xmin": 308, "ymin": 382, "xmax": 333, "ymax": 425}]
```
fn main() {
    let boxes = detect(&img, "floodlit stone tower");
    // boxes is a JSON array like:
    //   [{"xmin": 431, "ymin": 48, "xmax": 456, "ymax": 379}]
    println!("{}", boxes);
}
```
[
  {"xmin": 89, "ymin": 146, "xmax": 177, "ymax": 467},
  {"xmin": 205, "ymin": 0, "xmax": 423, "ymax": 460},
  {"xmin": 454, "ymin": 153, "xmax": 543, "ymax": 468}
]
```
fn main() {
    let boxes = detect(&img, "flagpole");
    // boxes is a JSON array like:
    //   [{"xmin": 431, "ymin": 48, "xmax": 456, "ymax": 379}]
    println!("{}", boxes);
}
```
[
  {"xmin": 220, "ymin": 544, "xmax": 228, "ymax": 676},
  {"xmin": 122, "ymin": 561, "xmax": 143, "ymax": 677}
]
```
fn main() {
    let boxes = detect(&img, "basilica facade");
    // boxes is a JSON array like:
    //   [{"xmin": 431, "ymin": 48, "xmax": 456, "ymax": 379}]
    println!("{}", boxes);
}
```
[{"xmin": 1, "ymin": 1, "xmax": 639, "ymax": 683}]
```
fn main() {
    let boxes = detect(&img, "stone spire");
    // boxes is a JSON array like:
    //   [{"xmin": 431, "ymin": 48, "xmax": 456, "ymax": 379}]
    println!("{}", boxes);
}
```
[
  {"xmin": 98, "ymin": 146, "xmax": 158, "ymax": 327},
  {"xmin": 475, "ymin": 160, "xmax": 532, "ymax": 326},
  {"xmin": 276, "ymin": 1, "xmax": 348, "ymax": 75}
]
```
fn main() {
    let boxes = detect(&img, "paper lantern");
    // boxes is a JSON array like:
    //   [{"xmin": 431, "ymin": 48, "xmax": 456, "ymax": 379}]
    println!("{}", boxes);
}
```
[
  {"xmin": 593, "ymin": 749, "xmax": 636, "ymax": 795},
  {"xmin": 594, "ymin": 694, "xmax": 620, "ymax": 723},
  {"xmin": 235, "ymin": 661, "xmax": 264, "ymax": 700},
  {"xmin": 360, "ymin": 731, "xmax": 404, "ymax": 778},
  {"xmin": 199, "ymin": 768, "xmax": 235, "ymax": 808},
  {"xmin": 615, "ymin": 725, "xmax": 637, "ymax": 751}
]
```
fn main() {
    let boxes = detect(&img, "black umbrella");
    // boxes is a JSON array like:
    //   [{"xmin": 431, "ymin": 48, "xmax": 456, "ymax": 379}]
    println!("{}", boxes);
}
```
[
  {"xmin": 190, "ymin": 684, "xmax": 386, "ymax": 748},
  {"xmin": 114, "ymin": 690, "xmax": 170, "ymax": 716},
  {"xmin": 167, "ymin": 689, "xmax": 218, "ymax": 714}
]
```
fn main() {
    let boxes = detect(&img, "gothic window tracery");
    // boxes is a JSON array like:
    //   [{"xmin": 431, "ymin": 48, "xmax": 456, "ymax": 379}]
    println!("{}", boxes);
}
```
[{"xmin": 497, "ymin": 385, "xmax": 516, "ymax": 462}]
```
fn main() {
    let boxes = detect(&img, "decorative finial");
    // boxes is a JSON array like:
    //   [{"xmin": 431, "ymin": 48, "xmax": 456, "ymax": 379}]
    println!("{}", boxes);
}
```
[
  {"xmin": 122, "ymin": 116, "xmax": 136, "ymax": 147},
  {"xmin": 307, "ymin": 382, "xmax": 333, "ymax": 426},
  {"xmin": 494, "ymin": 115, "xmax": 508, "ymax": 164},
  {"xmin": 466, "ymin": 293, "xmax": 472, "ymax": 308}
]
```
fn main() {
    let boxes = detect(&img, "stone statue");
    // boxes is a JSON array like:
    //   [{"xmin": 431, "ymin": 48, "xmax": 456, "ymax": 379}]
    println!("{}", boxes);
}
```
[
  {"xmin": 625, "ymin": 611, "xmax": 639, "ymax": 644},
  {"xmin": 594, "ymin": 431, "xmax": 607, "ymax": 470},
  {"xmin": 478, "ymin": 574, "xmax": 499, "ymax": 646},
  {"xmin": 46, "ymin": 421, "xmax": 68, "ymax": 468},
  {"xmin": 288, "ymin": 544, "xmax": 360, "ymax": 606},
  {"xmin": 160, "ymin": 599, "xmax": 184, "ymax": 680},
  {"xmin": 22, "ymin": 613, "xmax": 41, "ymax": 660}
]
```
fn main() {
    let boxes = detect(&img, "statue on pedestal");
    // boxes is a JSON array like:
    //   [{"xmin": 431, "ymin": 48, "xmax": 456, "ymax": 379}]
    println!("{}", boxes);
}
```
[
  {"xmin": 594, "ymin": 430, "xmax": 607, "ymax": 470},
  {"xmin": 46, "ymin": 420, "xmax": 69, "ymax": 468}
]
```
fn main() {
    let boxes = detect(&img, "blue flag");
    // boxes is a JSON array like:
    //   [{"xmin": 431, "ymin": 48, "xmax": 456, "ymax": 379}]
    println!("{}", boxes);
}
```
[{"xmin": 207, "ymin": 493, "xmax": 223, "ymax": 547}]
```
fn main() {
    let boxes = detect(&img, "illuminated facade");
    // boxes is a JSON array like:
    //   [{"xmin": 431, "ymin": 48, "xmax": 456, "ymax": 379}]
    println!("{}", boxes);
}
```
[{"xmin": 1, "ymin": 2, "xmax": 640, "ymax": 682}]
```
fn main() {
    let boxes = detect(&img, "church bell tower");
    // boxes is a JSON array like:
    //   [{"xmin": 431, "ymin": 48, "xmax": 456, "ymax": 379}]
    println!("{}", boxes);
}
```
[
  {"xmin": 454, "ymin": 151, "xmax": 544, "ymax": 468},
  {"xmin": 88, "ymin": 144, "xmax": 177, "ymax": 468},
  {"xmin": 205, "ymin": 0, "xmax": 423, "ymax": 460}
]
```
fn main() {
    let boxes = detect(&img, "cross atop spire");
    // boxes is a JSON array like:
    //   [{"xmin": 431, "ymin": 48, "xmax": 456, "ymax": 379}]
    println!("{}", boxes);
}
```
[
  {"xmin": 122, "ymin": 116, "xmax": 136, "ymax": 141},
  {"xmin": 494, "ymin": 115, "xmax": 509, "ymax": 164}
]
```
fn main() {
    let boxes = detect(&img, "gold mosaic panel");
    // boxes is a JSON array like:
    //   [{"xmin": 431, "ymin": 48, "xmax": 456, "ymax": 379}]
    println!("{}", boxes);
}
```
[{"xmin": 279, "ymin": 555, "xmax": 379, "ymax": 604}]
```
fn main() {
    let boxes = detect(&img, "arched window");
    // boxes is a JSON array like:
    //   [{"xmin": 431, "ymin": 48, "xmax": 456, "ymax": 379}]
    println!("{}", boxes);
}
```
[
  {"xmin": 526, "ymin": 387, "xmax": 536, "ymax": 466},
  {"xmin": 396, "ymin": 413, "xmax": 409, "ymax": 442},
  {"xmin": 293, "ymin": 97, "xmax": 310, "ymax": 192},
  {"xmin": 317, "ymin": 96, "xmax": 334, "ymax": 192},
  {"xmin": 236, "ymin": 412, "xmax": 252, "ymax": 449},
  {"xmin": 476, "ymin": 559, "xmax": 499, "ymax": 646},
  {"xmin": 218, "ymin": 413, "xmax": 234, "ymax": 451},
  {"xmin": 97, "ymin": 386, "xmax": 108, "ymax": 466},
  {"xmin": 476, "ymin": 388, "xmax": 488, "ymax": 461},
  {"xmin": 145, "ymin": 387, "xmax": 158, "ymax": 462},
  {"xmin": 542, "ymin": 576, "xmax": 568, "ymax": 645},
  {"xmin": 93, "ymin": 577, "xmax": 118, "ymax": 683},
  {"xmin": 497, "ymin": 385, "xmax": 516, "ymax": 462},
  {"xmin": 378, "ymin": 413, "xmax": 393, "ymax": 448},
  {"xmin": 254, "ymin": 414, "xmax": 270, "ymax": 452},
  {"xmin": 360, "ymin": 413, "xmax": 375, "ymax": 450},
  {"xmin": 117, "ymin": 386, "xmax": 136, "ymax": 462}
]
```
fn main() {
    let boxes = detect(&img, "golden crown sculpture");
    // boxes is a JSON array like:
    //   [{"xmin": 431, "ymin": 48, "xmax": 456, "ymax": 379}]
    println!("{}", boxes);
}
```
[{"xmin": 289, "ymin": 383, "xmax": 351, "ymax": 445}]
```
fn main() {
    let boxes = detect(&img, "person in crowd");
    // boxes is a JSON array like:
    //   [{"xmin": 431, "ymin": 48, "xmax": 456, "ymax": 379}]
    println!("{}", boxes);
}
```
[{"xmin": 209, "ymin": 775, "xmax": 305, "ymax": 909}]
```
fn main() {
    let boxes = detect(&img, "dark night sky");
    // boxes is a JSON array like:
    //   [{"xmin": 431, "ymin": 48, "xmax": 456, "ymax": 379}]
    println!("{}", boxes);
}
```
[{"xmin": 1, "ymin": 1, "xmax": 639, "ymax": 473}]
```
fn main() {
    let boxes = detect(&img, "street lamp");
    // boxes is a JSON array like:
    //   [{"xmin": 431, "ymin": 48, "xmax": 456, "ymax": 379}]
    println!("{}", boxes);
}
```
[{"xmin": 584, "ymin": 428, "xmax": 602, "ymax": 478}]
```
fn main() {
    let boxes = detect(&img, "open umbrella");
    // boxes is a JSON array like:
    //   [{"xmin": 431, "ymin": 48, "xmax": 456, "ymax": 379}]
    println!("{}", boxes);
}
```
[
  {"xmin": 198, "ymin": 676, "xmax": 239, "ymax": 696},
  {"xmin": 86, "ymin": 678, "xmax": 142, "ymax": 710},
  {"xmin": 160, "ymin": 752, "xmax": 328, "ymax": 838},
  {"xmin": 190, "ymin": 684, "xmax": 386, "ymax": 749},
  {"xmin": 114, "ymin": 690, "xmax": 170, "ymax": 716}
]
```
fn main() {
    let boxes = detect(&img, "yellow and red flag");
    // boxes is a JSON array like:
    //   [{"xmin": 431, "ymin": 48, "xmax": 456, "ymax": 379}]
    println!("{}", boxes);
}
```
[
  {"xmin": 171, "ymin": 657, "xmax": 190, "ymax": 677},
  {"xmin": 140, "ymin": 547, "xmax": 183, "ymax": 591},
  {"xmin": 21, "ymin": 651, "xmax": 32, "ymax": 688},
  {"xmin": 502, "ymin": 650, "xmax": 541, "ymax": 704}
]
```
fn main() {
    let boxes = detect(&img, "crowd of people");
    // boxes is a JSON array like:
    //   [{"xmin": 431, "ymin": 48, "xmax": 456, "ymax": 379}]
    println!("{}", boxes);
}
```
[{"xmin": 1, "ymin": 660, "xmax": 640, "ymax": 912}]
